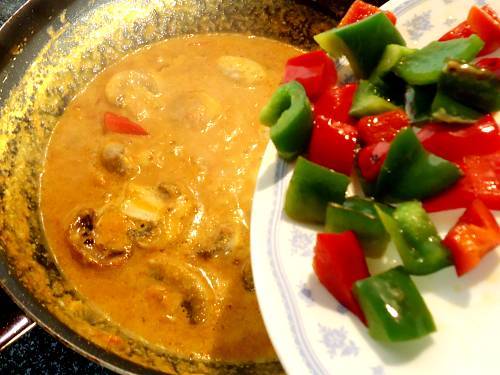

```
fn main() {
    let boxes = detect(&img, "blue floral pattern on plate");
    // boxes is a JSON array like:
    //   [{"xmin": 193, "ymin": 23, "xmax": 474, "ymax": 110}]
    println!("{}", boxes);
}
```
[
  {"xmin": 318, "ymin": 324, "xmax": 359, "ymax": 358},
  {"xmin": 404, "ymin": 10, "xmax": 432, "ymax": 41},
  {"xmin": 289, "ymin": 226, "xmax": 314, "ymax": 256}
]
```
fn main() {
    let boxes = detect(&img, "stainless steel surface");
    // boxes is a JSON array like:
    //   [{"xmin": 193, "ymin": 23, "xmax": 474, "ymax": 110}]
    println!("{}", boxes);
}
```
[{"xmin": 0, "ymin": 315, "xmax": 36, "ymax": 351}]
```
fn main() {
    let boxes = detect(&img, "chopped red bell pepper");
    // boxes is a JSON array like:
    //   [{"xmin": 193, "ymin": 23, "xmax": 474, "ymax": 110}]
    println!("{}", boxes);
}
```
[
  {"xmin": 418, "ymin": 114, "xmax": 500, "ymax": 163},
  {"xmin": 308, "ymin": 117, "xmax": 358, "ymax": 175},
  {"xmin": 443, "ymin": 199, "xmax": 500, "ymax": 276},
  {"xmin": 467, "ymin": 5, "xmax": 500, "ymax": 56},
  {"xmin": 104, "ymin": 112, "xmax": 149, "ymax": 135},
  {"xmin": 338, "ymin": 0, "xmax": 397, "ymax": 27},
  {"xmin": 313, "ymin": 83, "xmax": 358, "ymax": 125},
  {"xmin": 283, "ymin": 50, "xmax": 337, "ymax": 101},
  {"xmin": 475, "ymin": 57, "xmax": 500, "ymax": 78},
  {"xmin": 439, "ymin": 21, "xmax": 474, "ymax": 42},
  {"xmin": 423, "ymin": 152, "xmax": 500, "ymax": 212},
  {"xmin": 357, "ymin": 109, "xmax": 409, "ymax": 146},
  {"xmin": 313, "ymin": 231, "xmax": 369, "ymax": 323},
  {"xmin": 463, "ymin": 153, "xmax": 500, "ymax": 209},
  {"xmin": 357, "ymin": 141, "xmax": 390, "ymax": 182}
]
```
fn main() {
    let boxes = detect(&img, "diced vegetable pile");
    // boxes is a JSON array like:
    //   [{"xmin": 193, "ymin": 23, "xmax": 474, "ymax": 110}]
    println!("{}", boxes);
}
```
[{"xmin": 260, "ymin": 0, "xmax": 500, "ymax": 342}]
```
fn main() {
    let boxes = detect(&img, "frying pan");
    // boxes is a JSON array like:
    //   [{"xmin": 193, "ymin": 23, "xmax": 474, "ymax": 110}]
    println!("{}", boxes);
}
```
[{"xmin": 0, "ymin": 0, "xmax": 379, "ymax": 373}]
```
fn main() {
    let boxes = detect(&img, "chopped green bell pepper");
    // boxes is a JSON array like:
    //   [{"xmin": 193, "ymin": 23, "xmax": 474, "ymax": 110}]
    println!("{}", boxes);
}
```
[
  {"xmin": 431, "ymin": 90, "xmax": 483, "ymax": 124},
  {"xmin": 375, "ymin": 127, "xmax": 462, "ymax": 200},
  {"xmin": 285, "ymin": 157, "xmax": 350, "ymax": 223},
  {"xmin": 393, "ymin": 35, "xmax": 485, "ymax": 85},
  {"xmin": 370, "ymin": 45, "xmax": 416, "ymax": 84},
  {"xmin": 439, "ymin": 60, "xmax": 500, "ymax": 113},
  {"xmin": 325, "ymin": 197, "xmax": 392, "ymax": 258},
  {"xmin": 376, "ymin": 203, "xmax": 451, "ymax": 275},
  {"xmin": 314, "ymin": 13, "xmax": 406, "ymax": 79},
  {"xmin": 260, "ymin": 81, "xmax": 313, "ymax": 160},
  {"xmin": 349, "ymin": 80, "xmax": 398, "ymax": 118},
  {"xmin": 404, "ymin": 84, "xmax": 437, "ymax": 123},
  {"xmin": 354, "ymin": 266, "xmax": 436, "ymax": 341},
  {"xmin": 370, "ymin": 44, "xmax": 416, "ymax": 104}
]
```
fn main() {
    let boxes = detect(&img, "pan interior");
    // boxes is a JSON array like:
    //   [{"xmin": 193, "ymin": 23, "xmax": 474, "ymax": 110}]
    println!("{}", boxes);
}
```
[{"xmin": 0, "ymin": 1, "xmax": 334, "ymax": 373}]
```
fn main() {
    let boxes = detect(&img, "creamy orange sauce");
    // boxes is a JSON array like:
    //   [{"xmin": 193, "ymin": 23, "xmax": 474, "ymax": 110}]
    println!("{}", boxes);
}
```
[{"xmin": 40, "ymin": 34, "xmax": 300, "ymax": 362}]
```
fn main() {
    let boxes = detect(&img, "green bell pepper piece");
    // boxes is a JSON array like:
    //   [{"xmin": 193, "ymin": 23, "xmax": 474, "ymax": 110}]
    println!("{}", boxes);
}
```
[
  {"xmin": 260, "ymin": 81, "xmax": 313, "ymax": 160},
  {"xmin": 354, "ymin": 266, "xmax": 436, "ymax": 341},
  {"xmin": 393, "ymin": 201, "xmax": 452, "ymax": 272},
  {"xmin": 393, "ymin": 35, "xmax": 485, "ymax": 85},
  {"xmin": 370, "ymin": 44, "xmax": 416, "ymax": 104},
  {"xmin": 376, "ymin": 203, "xmax": 451, "ymax": 275},
  {"xmin": 314, "ymin": 13, "xmax": 406, "ymax": 79},
  {"xmin": 325, "ymin": 197, "xmax": 392, "ymax": 258},
  {"xmin": 370, "ymin": 45, "xmax": 416, "ymax": 83},
  {"xmin": 439, "ymin": 60, "xmax": 500, "ymax": 113},
  {"xmin": 375, "ymin": 127, "xmax": 462, "ymax": 200},
  {"xmin": 431, "ymin": 90, "xmax": 483, "ymax": 124},
  {"xmin": 404, "ymin": 84, "xmax": 437, "ymax": 123},
  {"xmin": 285, "ymin": 157, "xmax": 350, "ymax": 223},
  {"xmin": 349, "ymin": 80, "xmax": 398, "ymax": 118}
]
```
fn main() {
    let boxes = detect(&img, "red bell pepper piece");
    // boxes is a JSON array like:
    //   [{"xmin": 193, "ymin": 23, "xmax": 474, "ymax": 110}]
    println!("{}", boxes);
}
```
[
  {"xmin": 463, "ymin": 153, "xmax": 500, "ymax": 209},
  {"xmin": 283, "ymin": 50, "xmax": 337, "ymax": 101},
  {"xmin": 418, "ymin": 114, "xmax": 500, "ymax": 163},
  {"xmin": 467, "ymin": 5, "xmax": 500, "ymax": 56},
  {"xmin": 357, "ymin": 141, "xmax": 390, "ymax": 182},
  {"xmin": 423, "ymin": 152, "xmax": 500, "ymax": 212},
  {"xmin": 475, "ymin": 57, "xmax": 500, "ymax": 78},
  {"xmin": 104, "ymin": 112, "xmax": 149, "ymax": 135},
  {"xmin": 309, "ymin": 83, "xmax": 359, "ymax": 175},
  {"xmin": 308, "ymin": 117, "xmax": 358, "ymax": 175},
  {"xmin": 338, "ymin": 0, "xmax": 397, "ymax": 27},
  {"xmin": 443, "ymin": 199, "xmax": 500, "ymax": 276},
  {"xmin": 439, "ymin": 21, "xmax": 474, "ymax": 41},
  {"xmin": 313, "ymin": 231, "xmax": 369, "ymax": 323},
  {"xmin": 357, "ymin": 109, "xmax": 409, "ymax": 146},
  {"xmin": 313, "ymin": 83, "xmax": 358, "ymax": 125}
]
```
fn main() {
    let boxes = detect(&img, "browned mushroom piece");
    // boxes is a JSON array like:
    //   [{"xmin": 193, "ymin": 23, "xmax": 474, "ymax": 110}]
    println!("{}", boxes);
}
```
[
  {"xmin": 148, "ymin": 256, "xmax": 216, "ymax": 324},
  {"xmin": 100, "ymin": 142, "xmax": 134, "ymax": 176},
  {"xmin": 196, "ymin": 225, "xmax": 241, "ymax": 259},
  {"xmin": 241, "ymin": 258, "xmax": 255, "ymax": 292},
  {"xmin": 105, "ymin": 70, "xmax": 162, "ymax": 120},
  {"xmin": 216, "ymin": 56, "xmax": 266, "ymax": 85},
  {"xmin": 68, "ymin": 208, "xmax": 132, "ymax": 267},
  {"xmin": 127, "ymin": 220, "xmax": 161, "ymax": 249}
]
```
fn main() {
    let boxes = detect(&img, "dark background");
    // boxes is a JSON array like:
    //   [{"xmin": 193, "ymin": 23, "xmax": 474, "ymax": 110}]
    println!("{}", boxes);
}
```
[{"xmin": 0, "ymin": 1, "xmax": 110, "ymax": 373}]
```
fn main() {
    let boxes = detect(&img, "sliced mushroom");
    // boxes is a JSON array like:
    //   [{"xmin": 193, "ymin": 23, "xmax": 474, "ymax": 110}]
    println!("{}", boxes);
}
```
[
  {"xmin": 157, "ymin": 182, "xmax": 181, "ymax": 199},
  {"xmin": 144, "ymin": 284, "xmax": 185, "ymax": 322},
  {"xmin": 68, "ymin": 208, "xmax": 132, "ymax": 267},
  {"xmin": 216, "ymin": 55, "xmax": 266, "ymax": 85},
  {"xmin": 241, "ymin": 258, "xmax": 255, "ymax": 292},
  {"xmin": 105, "ymin": 70, "xmax": 161, "ymax": 120},
  {"xmin": 148, "ymin": 256, "xmax": 216, "ymax": 324},
  {"xmin": 196, "ymin": 225, "xmax": 240, "ymax": 259},
  {"xmin": 168, "ymin": 91, "xmax": 221, "ymax": 128},
  {"xmin": 120, "ymin": 183, "xmax": 197, "ymax": 250},
  {"xmin": 127, "ymin": 221, "xmax": 161, "ymax": 249},
  {"xmin": 100, "ymin": 142, "xmax": 134, "ymax": 176},
  {"xmin": 196, "ymin": 223, "xmax": 245, "ymax": 259},
  {"xmin": 121, "ymin": 184, "xmax": 167, "ymax": 223}
]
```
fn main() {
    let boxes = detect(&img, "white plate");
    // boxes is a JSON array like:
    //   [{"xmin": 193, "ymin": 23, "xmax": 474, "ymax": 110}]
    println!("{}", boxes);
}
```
[{"xmin": 251, "ymin": 1, "xmax": 500, "ymax": 374}]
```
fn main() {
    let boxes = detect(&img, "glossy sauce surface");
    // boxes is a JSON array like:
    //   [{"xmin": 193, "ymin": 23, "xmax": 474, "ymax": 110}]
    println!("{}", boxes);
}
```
[{"xmin": 40, "ymin": 34, "xmax": 300, "ymax": 361}]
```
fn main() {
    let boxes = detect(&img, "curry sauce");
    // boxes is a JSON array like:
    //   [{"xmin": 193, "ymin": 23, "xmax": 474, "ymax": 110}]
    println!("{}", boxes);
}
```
[{"xmin": 40, "ymin": 34, "xmax": 300, "ymax": 362}]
